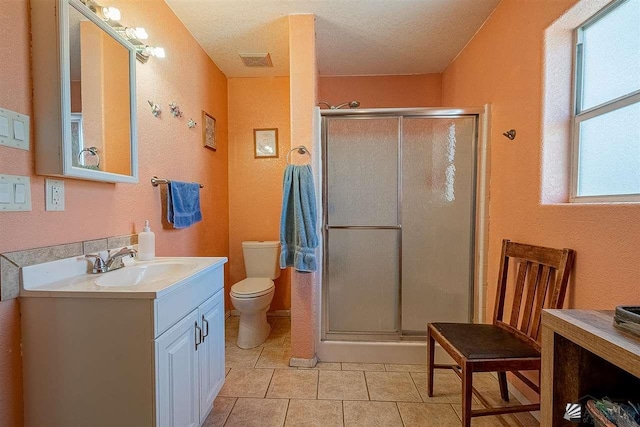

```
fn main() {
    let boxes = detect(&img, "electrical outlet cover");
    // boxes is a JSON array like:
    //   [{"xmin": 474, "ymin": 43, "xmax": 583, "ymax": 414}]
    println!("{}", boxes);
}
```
[{"xmin": 45, "ymin": 179, "xmax": 65, "ymax": 211}]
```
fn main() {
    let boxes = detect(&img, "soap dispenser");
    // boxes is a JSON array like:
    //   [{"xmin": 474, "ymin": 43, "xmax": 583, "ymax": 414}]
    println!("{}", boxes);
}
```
[{"xmin": 138, "ymin": 220, "xmax": 155, "ymax": 261}]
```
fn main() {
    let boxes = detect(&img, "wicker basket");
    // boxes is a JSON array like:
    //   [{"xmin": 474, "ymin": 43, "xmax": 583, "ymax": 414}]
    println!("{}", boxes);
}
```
[{"xmin": 587, "ymin": 400, "xmax": 617, "ymax": 427}]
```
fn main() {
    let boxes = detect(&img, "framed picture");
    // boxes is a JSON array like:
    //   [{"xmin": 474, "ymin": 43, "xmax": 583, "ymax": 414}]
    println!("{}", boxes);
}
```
[
  {"xmin": 202, "ymin": 111, "xmax": 216, "ymax": 151},
  {"xmin": 254, "ymin": 128, "xmax": 279, "ymax": 158}
]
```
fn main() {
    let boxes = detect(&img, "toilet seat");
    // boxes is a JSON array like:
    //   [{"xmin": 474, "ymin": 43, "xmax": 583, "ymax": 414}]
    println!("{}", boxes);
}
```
[{"xmin": 231, "ymin": 278, "xmax": 274, "ymax": 298}]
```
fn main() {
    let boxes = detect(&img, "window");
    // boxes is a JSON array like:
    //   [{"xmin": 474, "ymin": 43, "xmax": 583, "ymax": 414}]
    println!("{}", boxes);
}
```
[{"xmin": 571, "ymin": 0, "xmax": 640, "ymax": 201}]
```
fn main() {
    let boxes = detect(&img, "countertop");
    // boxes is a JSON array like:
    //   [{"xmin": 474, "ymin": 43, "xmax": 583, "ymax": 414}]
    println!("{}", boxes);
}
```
[{"xmin": 20, "ymin": 256, "xmax": 228, "ymax": 299}]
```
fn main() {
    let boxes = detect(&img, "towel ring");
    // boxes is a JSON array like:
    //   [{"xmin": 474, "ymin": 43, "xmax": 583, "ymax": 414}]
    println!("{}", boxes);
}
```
[
  {"xmin": 78, "ymin": 146, "xmax": 100, "ymax": 168},
  {"xmin": 286, "ymin": 146, "xmax": 311, "ymax": 165}
]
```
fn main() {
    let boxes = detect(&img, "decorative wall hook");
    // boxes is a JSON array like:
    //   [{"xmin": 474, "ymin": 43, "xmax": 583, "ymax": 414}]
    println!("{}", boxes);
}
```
[
  {"xmin": 503, "ymin": 129, "xmax": 516, "ymax": 140},
  {"xmin": 148, "ymin": 100, "xmax": 161, "ymax": 117},
  {"xmin": 187, "ymin": 119, "xmax": 197, "ymax": 129},
  {"xmin": 169, "ymin": 102, "xmax": 182, "ymax": 118}
]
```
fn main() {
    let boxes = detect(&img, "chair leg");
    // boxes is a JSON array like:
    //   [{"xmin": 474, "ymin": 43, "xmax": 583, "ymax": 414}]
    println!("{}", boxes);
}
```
[
  {"xmin": 427, "ymin": 327, "xmax": 435, "ymax": 397},
  {"xmin": 462, "ymin": 362, "xmax": 473, "ymax": 427},
  {"xmin": 498, "ymin": 371, "xmax": 510, "ymax": 402}
]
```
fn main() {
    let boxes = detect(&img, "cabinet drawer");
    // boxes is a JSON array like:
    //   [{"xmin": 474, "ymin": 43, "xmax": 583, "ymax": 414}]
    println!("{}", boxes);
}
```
[{"xmin": 154, "ymin": 265, "xmax": 224, "ymax": 337}]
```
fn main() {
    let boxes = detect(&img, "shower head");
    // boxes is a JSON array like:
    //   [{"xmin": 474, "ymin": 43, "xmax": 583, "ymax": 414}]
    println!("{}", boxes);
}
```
[
  {"xmin": 332, "ymin": 101, "xmax": 360, "ymax": 109},
  {"xmin": 317, "ymin": 100, "xmax": 361, "ymax": 109}
]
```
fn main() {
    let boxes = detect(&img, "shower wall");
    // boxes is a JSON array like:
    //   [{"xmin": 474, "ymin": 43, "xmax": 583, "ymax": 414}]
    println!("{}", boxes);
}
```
[{"xmin": 322, "ymin": 112, "xmax": 477, "ymax": 340}]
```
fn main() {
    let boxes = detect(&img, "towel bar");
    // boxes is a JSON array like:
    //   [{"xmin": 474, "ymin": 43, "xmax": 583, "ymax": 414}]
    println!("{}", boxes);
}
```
[{"xmin": 151, "ymin": 176, "xmax": 204, "ymax": 188}]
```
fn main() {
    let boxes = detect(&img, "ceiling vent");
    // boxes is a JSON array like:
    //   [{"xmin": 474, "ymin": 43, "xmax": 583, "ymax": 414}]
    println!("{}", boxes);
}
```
[{"xmin": 239, "ymin": 53, "xmax": 273, "ymax": 67}]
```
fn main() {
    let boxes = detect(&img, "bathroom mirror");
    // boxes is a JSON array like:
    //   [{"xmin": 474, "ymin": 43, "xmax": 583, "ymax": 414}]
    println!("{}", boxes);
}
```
[{"xmin": 31, "ymin": 0, "xmax": 138, "ymax": 183}]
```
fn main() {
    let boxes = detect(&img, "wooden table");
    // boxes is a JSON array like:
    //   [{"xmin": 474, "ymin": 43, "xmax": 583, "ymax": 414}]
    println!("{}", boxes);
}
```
[{"xmin": 541, "ymin": 310, "xmax": 640, "ymax": 426}]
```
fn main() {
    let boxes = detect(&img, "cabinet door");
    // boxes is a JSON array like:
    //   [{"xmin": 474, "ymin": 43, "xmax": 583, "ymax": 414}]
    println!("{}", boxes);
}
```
[
  {"xmin": 198, "ymin": 290, "xmax": 225, "ymax": 422},
  {"xmin": 156, "ymin": 310, "xmax": 200, "ymax": 427}
]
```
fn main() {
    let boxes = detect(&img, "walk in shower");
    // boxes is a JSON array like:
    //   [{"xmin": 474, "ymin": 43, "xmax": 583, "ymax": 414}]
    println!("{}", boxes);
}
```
[{"xmin": 319, "ymin": 108, "xmax": 482, "ymax": 351}]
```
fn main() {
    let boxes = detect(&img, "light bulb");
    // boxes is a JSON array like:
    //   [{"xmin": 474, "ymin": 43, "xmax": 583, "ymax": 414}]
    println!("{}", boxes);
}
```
[
  {"xmin": 100, "ymin": 6, "xmax": 121, "ymax": 21},
  {"xmin": 134, "ymin": 27, "xmax": 148, "ymax": 40},
  {"xmin": 123, "ymin": 27, "xmax": 147, "ymax": 40},
  {"xmin": 153, "ymin": 47, "xmax": 165, "ymax": 58}
]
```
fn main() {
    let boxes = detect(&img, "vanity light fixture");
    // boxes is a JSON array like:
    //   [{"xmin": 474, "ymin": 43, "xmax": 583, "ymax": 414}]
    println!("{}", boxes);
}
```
[
  {"xmin": 84, "ymin": 1, "xmax": 121, "ymax": 22},
  {"xmin": 79, "ymin": 0, "xmax": 163, "ymax": 64}
]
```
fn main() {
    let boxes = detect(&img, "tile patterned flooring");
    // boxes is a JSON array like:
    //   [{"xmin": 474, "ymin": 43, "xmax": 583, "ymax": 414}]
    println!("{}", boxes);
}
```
[{"xmin": 203, "ymin": 316, "xmax": 540, "ymax": 427}]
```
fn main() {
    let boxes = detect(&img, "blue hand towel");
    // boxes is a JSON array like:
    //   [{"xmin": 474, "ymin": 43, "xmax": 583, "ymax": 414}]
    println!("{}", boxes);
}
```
[
  {"xmin": 167, "ymin": 181, "xmax": 202, "ymax": 229},
  {"xmin": 280, "ymin": 164, "xmax": 318, "ymax": 272}
]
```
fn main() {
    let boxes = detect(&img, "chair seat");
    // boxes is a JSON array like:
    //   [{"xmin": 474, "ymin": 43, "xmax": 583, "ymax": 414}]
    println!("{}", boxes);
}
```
[{"xmin": 431, "ymin": 323, "xmax": 540, "ymax": 360}]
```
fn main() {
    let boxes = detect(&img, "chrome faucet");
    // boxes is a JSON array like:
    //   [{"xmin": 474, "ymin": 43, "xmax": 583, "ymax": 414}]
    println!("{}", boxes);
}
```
[{"xmin": 85, "ymin": 248, "xmax": 138, "ymax": 274}]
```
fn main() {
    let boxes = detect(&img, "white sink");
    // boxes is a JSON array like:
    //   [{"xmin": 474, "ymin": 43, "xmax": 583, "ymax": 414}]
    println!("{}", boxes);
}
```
[{"xmin": 95, "ymin": 261, "xmax": 198, "ymax": 288}]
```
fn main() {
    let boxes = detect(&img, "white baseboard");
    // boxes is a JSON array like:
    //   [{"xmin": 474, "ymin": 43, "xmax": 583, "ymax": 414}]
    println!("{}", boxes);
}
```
[{"xmin": 228, "ymin": 309, "xmax": 291, "ymax": 318}]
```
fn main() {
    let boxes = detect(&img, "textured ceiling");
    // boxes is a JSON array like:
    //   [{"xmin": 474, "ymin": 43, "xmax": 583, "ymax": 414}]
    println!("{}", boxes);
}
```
[{"xmin": 164, "ymin": 0, "xmax": 500, "ymax": 78}]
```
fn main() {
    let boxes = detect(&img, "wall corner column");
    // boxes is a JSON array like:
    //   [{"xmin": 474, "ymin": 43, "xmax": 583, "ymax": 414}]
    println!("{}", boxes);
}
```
[{"xmin": 288, "ymin": 13, "xmax": 318, "ymax": 366}]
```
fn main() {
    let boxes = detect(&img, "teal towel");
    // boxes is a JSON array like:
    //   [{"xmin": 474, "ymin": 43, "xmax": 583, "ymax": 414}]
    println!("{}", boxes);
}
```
[
  {"xmin": 280, "ymin": 165, "xmax": 318, "ymax": 272},
  {"xmin": 167, "ymin": 181, "xmax": 202, "ymax": 229}
]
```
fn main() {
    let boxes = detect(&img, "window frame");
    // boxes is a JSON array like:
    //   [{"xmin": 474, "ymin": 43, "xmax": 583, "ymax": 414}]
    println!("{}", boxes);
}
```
[{"xmin": 570, "ymin": 0, "xmax": 640, "ymax": 203}]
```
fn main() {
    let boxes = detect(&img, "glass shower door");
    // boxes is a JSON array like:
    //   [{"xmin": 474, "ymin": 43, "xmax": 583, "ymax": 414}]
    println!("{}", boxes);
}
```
[
  {"xmin": 325, "ymin": 117, "xmax": 401, "ymax": 336},
  {"xmin": 401, "ymin": 117, "xmax": 476, "ymax": 333},
  {"xmin": 322, "ymin": 112, "xmax": 477, "ymax": 340}
]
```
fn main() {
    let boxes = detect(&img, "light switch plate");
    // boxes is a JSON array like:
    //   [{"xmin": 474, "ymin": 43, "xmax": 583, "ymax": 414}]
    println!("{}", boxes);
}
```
[
  {"xmin": 0, "ymin": 107, "xmax": 30, "ymax": 151},
  {"xmin": 14, "ymin": 183, "xmax": 26, "ymax": 204},
  {"xmin": 45, "ymin": 179, "xmax": 65, "ymax": 211},
  {"xmin": 0, "ymin": 174, "xmax": 32, "ymax": 212},
  {"xmin": 0, "ymin": 182, "xmax": 10, "ymax": 203},
  {"xmin": 0, "ymin": 116, "xmax": 9, "ymax": 138}
]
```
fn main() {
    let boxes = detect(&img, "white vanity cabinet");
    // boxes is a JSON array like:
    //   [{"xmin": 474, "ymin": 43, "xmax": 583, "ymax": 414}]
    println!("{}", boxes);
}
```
[
  {"xmin": 21, "ymin": 257, "xmax": 227, "ymax": 427},
  {"xmin": 156, "ymin": 291, "xmax": 225, "ymax": 427}
]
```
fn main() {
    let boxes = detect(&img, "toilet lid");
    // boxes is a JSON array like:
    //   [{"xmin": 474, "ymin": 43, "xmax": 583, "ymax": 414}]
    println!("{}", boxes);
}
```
[{"xmin": 231, "ymin": 278, "xmax": 274, "ymax": 298}]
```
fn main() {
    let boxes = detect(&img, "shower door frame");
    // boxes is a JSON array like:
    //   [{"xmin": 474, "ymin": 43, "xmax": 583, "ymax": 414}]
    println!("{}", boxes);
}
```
[{"xmin": 320, "ymin": 107, "xmax": 484, "ymax": 343}]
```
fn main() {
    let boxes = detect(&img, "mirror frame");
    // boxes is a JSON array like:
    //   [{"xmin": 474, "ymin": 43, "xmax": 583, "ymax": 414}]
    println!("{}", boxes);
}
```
[{"xmin": 61, "ymin": 0, "xmax": 138, "ymax": 183}]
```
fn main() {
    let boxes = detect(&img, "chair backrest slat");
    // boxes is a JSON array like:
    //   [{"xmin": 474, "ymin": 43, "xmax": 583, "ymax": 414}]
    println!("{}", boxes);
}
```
[
  {"xmin": 509, "ymin": 261, "xmax": 530, "ymax": 327},
  {"xmin": 493, "ymin": 239, "xmax": 575, "ymax": 346},
  {"xmin": 519, "ymin": 263, "xmax": 541, "ymax": 333},
  {"xmin": 493, "ymin": 242, "xmax": 511, "ymax": 323},
  {"xmin": 529, "ymin": 265, "xmax": 552, "ymax": 339},
  {"xmin": 549, "ymin": 250, "xmax": 573, "ymax": 309}
]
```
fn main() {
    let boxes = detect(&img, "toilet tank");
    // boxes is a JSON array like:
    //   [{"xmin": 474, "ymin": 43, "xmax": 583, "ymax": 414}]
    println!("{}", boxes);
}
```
[{"xmin": 242, "ymin": 241, "xmax": 281, "ymax": 279}]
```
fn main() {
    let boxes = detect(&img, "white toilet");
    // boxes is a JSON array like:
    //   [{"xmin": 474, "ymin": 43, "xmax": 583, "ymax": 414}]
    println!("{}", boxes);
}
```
[{"xmin": 230, "ymin": 241, "xmax": 281, "ymax": 349}]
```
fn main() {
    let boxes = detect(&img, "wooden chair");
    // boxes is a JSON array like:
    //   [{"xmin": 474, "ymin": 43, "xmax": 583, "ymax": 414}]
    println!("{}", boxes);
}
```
[{"xmin": 427, "ymin": 239, "xmax": 575, "ymax": 427}]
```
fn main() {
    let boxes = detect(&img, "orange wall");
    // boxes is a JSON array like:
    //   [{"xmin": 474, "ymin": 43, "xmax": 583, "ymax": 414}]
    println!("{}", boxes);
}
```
[
  {"xmin": 228, "ymin": 77, "xmax": 291, "ymax": 312},
  {"xmin": 0, "ymin": 0, "xmax": 229, "ymax": 424},
  {"xmin": 318, "ymin": 74, "xmax": 442, "ymax": 108},
  {"xmin": 442, "ymin": 0, "xmax": 640, "ymax": 398},
  {"xmin": 443, "ymin": 0, "xmax": 640, "ymax": 312}
]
